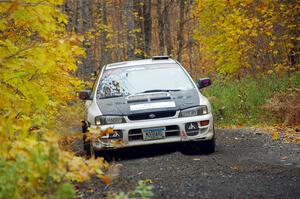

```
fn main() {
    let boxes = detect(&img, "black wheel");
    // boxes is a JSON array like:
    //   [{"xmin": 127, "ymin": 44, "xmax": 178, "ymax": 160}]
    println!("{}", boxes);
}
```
[
  {"xmin": 200, "ymin": 137, "xmax": 215, "ymax": 154},
  {"xmin": 82, "ymin": 121, "xmax": 92, "ymax": 157},
  {"xmin": 180, "ymin": 135, "xmax": 216, "ymax": 155},
  {"xmin": 201, "ymin": 126, "xmax": 216, "ymax": 154},
  {"xmin": 95, "ymin": 150, "xmax": 113, "ymax": 162},
  {"xmin": 188, "ymin": 136, "xmax": 215, "ymax": 155},
  {"xmin": 83, "ymin": 139, "xmax": 92, "ymax": 157}
]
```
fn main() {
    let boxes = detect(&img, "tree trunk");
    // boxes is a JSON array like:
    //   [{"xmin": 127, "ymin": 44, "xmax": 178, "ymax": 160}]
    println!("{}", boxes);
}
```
[
  {"xmin": 177, "ymin": 0, "xmax": 185, "ymax": 62},
  {"xmin": 163, "ymin": 1, "xmax": 173, "ymax": 56},
  {"xmin": 114, "ymin": 0, "xmax": 123, "ymax": 61},
  {"xmin": 75, "ymin": 0, "xmax": 83, "ymax": 33},
  {"xmin": 157, "ymin": 0, "xmax": 165, "ymax": 55},
  {"xmin": 74, "ymin": 0, "xmax": 83, "ymax": 78},
  {"xmin": 99, "ymin": 0, "xmax": 111, "ymax": 67},
  {"xmin": 143, "ymin": 0, "xmax": 152, "ymax": 57},
  {"xmin": 124, "ymin": 0, "xmax": 135, "ymax": 60},
  {"xmin": 82, "ymin": 0, "xmax": 93, "ymax": 79},
  {"xmin": 134, "ymin": 0, "xmax": 145, "ymax": 59},
  {"xmin": 63, "ymin": 0, "xmax": 75, "ymax": 31},
  {"xmin": 187, "ymin": 0, "xmax": 193, "ymax": 75}
]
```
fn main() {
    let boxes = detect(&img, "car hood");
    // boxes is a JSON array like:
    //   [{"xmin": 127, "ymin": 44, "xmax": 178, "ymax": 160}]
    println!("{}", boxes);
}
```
[{"xmin": 96, "ymin": 89, "xmax": 200, "ymax": 115}]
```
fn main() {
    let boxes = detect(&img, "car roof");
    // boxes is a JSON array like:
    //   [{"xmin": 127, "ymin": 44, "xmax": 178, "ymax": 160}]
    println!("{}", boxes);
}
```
[{"xmin": 105, "ymin": 58, "xmax": 178, "ymax": 70}]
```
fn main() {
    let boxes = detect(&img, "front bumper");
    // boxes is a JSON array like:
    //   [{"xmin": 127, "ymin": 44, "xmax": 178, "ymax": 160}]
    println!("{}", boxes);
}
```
[{"xmin": 90, "ymin": 113, "xmax": 214, "ymax": 151}]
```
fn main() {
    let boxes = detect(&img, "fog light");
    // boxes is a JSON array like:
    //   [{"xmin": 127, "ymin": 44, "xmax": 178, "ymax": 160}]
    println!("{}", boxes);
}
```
[
  {"xmin": 185, "ymin": 122, "xmax": 200, "ymax": 136},
  {"xmin": 200, "ymin": 120, "xmax": 209, "ymax": 126}
]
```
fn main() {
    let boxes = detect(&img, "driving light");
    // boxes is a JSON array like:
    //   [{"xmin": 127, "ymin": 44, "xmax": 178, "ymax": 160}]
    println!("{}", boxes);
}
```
[
  {"xmin": 95, "ymin": 117, "xmax": 101, "ymax": 125},
  {"xmin": 95, "ymin": 116, "xmax": 125, "ymax": 125},
  {"xmin": 179, "ymin": 106, "xmax": 208, "ymax": 117}
]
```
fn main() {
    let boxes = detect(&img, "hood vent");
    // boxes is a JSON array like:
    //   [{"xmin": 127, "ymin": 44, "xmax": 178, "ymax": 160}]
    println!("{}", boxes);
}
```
[
  {"xmin": 127, "ymin": 99, "xmax": 148, "ymax": 104},
  {"xmin": 150, "ymin": 97, "xmax": 171, "ymax": 101},
  {"xmin": 127, "ymin": 92, "xmax": 170, "ymax": 102},
  {"xmin": 127, "ymin": 93, "xmax": 172, "ymax": 104}
]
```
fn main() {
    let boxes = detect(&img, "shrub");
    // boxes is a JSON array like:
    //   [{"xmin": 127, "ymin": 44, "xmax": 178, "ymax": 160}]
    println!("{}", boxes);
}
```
[
  {"xmin": 0, "ymin": 117, "xmax": 108, "ymax": 199},
  {"xmin": 202, "ymin": 73, "xmax": 300, "ymax": 126}
]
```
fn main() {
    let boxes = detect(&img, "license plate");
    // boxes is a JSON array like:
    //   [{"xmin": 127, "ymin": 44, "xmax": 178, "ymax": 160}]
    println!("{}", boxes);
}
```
[{"xmin": 142, "ymin": 127, "xmax": 166, "ymax": 140}]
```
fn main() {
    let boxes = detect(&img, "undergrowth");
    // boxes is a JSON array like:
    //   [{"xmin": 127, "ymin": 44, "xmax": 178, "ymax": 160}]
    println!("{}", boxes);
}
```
[
  {"xmin": 111, "ymin": 181, "xmax": 154, "ymax": 199},
  {"xmin": 202, "ymin": 73, "xmax": 300, "ymax": 127}
]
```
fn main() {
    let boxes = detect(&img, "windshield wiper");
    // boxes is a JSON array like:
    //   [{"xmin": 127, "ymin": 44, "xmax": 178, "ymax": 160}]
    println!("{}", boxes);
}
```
[
  {"xmin": 136, "ymin": 89, "xmax": 181, "ymax": 94},
  {"xmin": 98, "ymin": 94, "xmax": 123, "ymax": 99}
]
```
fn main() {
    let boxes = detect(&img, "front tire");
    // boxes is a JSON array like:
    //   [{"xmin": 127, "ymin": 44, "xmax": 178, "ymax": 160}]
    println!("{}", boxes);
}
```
[
  {"xmin": 83, "ymin": 139, "xmax": 93, "ymax": 157},
  {"xmin": 194, "ymin": 125, "xmax": 216, "ymax": 154},
  {"xmin": 200, "ymin": 125, "xmax": 216, "ymax": 154},
  {"xmin": 200, "ymin": 137, "xmax": 215, "ymax": 154},
  {"xmin": 95, "ymin": 150, "xmax": 113, "ymax": 162},
  {"xmin": 82, "ymin": 121, "xmax": 93, "ymax": 157}
]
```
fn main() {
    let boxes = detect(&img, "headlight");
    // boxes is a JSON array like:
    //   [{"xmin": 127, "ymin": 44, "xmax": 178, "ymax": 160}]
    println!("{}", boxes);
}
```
[
  {"xmin": 95, "ymin": 116, "xmax": 125, "ymax": 125},
  {"xmin": 179, "ymin": 106, "xmax": 208, "ymax": 117}
]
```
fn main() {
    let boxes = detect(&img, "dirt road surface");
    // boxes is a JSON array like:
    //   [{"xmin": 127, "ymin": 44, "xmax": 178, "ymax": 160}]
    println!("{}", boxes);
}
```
[{"xmin": 77, "ymin": 129, "xmax": 300, "ymax": 199}]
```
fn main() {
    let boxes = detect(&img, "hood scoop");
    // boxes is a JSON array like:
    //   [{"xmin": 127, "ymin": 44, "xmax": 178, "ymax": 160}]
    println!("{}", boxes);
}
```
[{"xmin": 127, "ymin": 92, "xmax": 171, "ymax": 103}]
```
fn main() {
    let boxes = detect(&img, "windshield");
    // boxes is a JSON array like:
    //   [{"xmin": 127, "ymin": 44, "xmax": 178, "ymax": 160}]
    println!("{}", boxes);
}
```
[{"xmin": 96, "ymin": 64, "xmax": 195, "ymax": 99}]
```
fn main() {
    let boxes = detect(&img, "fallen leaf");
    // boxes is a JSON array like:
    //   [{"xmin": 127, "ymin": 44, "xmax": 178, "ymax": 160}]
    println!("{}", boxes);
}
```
[
  {"xmin": 143, "ymin": 179, "xmax": 153, "ymax": 183},
  {"xmin": 272, "ymin": 132, "xmax": 279, "ymax": 140},
  {"xmin": 281, "ymin": 156, "xmax": 288, "ymax": 160},
  {"xmin": 111, "ymin": 140, "xmax": 123, "ymax": 146},
  {"xmin": 100, "ymin": 128, "xmax": 113, "ymax": 137},
  {"xmin": 102, "ymin": 175, "xmax": 112, "ymax": 185},
  {"xmin": 236, "ymin": 123, "xmax": 243, "ymax": 128}
]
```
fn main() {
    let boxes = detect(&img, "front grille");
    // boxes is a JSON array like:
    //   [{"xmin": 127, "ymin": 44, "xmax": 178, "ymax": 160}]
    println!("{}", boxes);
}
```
[
  {"xmin": 165, "ymin": 125, "xmax": 180, "ymax": 136},
  {"xmin": 128, "ymin": 129, "xmax": 143, "ymax": 141},
  {"xmin": 128, "ymin": 125, "xmax": 180, "ymax": 141},
  {"xmin": 128, "ymin": 110, "xmax": 176, "ymax": 121}
]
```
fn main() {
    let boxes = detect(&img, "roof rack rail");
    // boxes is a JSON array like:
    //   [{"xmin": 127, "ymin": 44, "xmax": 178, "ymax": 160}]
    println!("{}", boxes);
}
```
[{"xmin": 152, "ymin": 55, "xmax": 170, "ymax": 60}]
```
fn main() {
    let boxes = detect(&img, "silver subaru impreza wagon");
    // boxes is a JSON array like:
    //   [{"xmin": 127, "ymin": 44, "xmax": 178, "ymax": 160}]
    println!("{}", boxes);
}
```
[{"xmin": 79, "ymin": 56, "xmax": 215, "ymax": 157}]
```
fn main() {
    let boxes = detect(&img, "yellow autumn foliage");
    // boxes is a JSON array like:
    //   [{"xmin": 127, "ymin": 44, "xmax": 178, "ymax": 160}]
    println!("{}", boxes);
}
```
[
  {"xmin": 193, "ymin": 0, "xmax": 300, "ymax": 76},
  {"xmin": 0, "ymin": 1, "xmax": 106, "ymax": 198}
]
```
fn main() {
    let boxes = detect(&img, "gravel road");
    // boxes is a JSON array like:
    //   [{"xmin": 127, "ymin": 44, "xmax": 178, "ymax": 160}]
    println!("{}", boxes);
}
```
[{"xmin": 77, "ymin": 129, "xmax": 300, "ymax": 199}]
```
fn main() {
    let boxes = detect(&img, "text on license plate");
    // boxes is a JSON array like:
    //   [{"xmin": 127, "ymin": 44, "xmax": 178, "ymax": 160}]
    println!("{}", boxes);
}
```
[{"xmin": 142, "ymin": 127, "xmax": 166, "ymax": 140}]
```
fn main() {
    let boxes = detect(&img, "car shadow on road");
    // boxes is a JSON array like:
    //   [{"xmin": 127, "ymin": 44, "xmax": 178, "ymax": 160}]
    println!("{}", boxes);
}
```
[
  {"xmin": 104, "ymin": 143, "xmax": 212, "ymax": 162},
  {"xmin": 107, "ymin": 144, "xmax": 178, "ymax": 161}
]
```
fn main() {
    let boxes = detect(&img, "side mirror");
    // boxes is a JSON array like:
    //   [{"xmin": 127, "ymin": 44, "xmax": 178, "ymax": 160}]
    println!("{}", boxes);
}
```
[
  {"xmin": 197, "ymin": 78, "xmax": 212, "ymax": 89},
  {"xmin": 78, "ymin": 90, "xmax": 92, "ymax": 100}
]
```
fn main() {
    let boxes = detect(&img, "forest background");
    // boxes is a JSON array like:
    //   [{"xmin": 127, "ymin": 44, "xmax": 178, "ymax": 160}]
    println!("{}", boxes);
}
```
[{"xmin": 64, "ymin": 0, "xmax": 299, "ymax": 126}]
